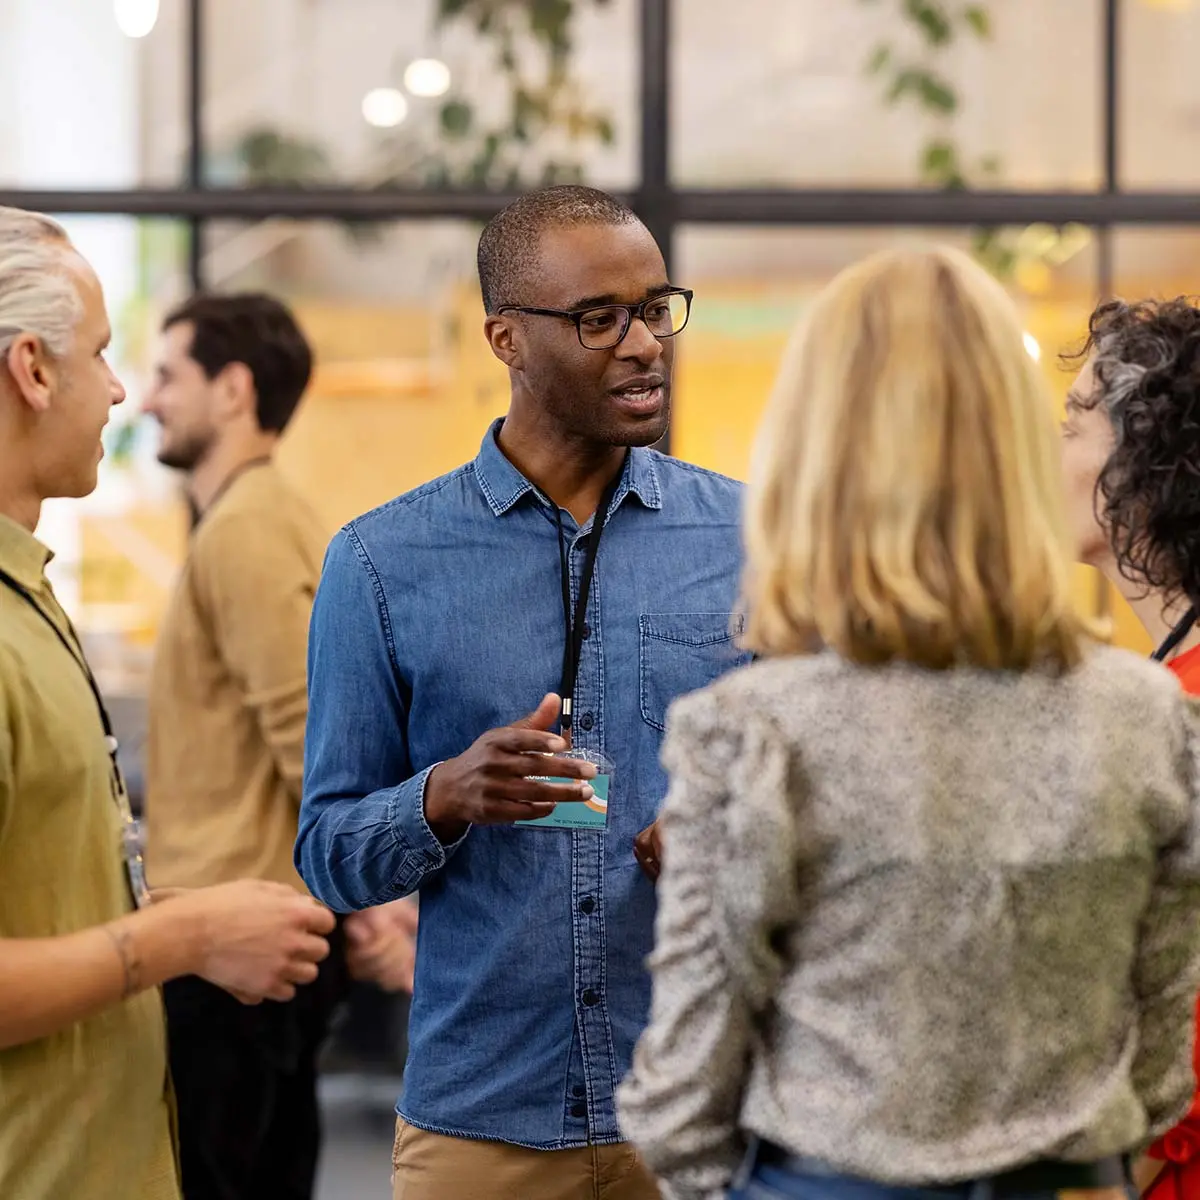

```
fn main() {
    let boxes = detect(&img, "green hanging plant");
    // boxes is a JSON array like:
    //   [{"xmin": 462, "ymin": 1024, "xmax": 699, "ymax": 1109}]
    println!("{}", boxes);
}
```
[
  {"xmin": 425, "ymin": 0, "xmax": 618, "ymax": 189},
  {"xmin": 233, "ymin": 127, "xmax": 335, "ymax": 186},
  {"xmin": 219, "ymin": 3, "xmax": 619, "ymax": 206},
  {"xmin": 227, "ymin": 127, "xmax": 382, "ymax": 244},
  {"xmin": 860, "ymin": 0, "xmax": 1018, "ymax": 278}
]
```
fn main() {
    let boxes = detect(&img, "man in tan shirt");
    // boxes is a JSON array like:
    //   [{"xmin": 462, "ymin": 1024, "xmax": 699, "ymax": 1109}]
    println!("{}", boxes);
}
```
[
  {"xmin": 144, "ymin": 295, "xmax": 324, "ymax": 898},
  {"xmin": 0, "ymin": 211, "xmax": 336, "ymax": 1200},
  {"xmin": 142, "ymin": 293, "xmax": 416, "ymax": 1200}
]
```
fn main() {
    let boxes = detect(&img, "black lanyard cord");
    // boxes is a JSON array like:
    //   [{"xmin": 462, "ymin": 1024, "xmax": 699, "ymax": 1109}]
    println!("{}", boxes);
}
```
[
  {"xmin": 551, "ymin": 468, "xmax": 624, "ymax": 732},
  {"xmin": 1152, "ymin": 605, "xmax": 1198, "ymax": 663},
  {"xmin": 554, "ymin": 510, "xmax": 573, "ymax": 719},
  {"xmin": 0, "ymin": 566, "xmax": 125, "ymax": 802}
]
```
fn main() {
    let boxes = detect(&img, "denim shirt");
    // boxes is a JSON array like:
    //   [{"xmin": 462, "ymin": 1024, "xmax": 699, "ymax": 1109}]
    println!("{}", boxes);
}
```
[{"xmin": 298, "ymin": 420, "xmax": 747, "ymax": 1148}]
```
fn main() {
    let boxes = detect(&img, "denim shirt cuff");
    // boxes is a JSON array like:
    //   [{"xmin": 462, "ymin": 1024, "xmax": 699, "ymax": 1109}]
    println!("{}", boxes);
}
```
[{"xmin": 387, "ymin": 763, "xmax": 470, "ymax": 892}]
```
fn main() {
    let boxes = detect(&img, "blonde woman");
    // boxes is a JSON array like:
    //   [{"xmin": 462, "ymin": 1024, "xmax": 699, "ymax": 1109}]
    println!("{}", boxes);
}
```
[{"xmin": 617, "ymin": 247, "xmax": 1200, "ymax": 1200}]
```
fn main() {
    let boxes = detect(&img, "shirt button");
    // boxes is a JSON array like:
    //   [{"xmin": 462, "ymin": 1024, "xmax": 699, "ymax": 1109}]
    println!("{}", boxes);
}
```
[
  {"xmin": 578, "ymin": 897, "xmax": 595, "ymax": 914},
  {"xmin": 579, "ymin": 712, "xmax": 595, "ymax": 731},
  {"xmin": 570, "ymin": 1102, "xmax": 586, "ymax": 1118},
  {"xmin": 581, "ymin": 623, "xmax": 591, "ymax": 640},
  {"xmin": 572, "ymin": 1084, "xmax": 586, "ymax": 1098},
  {"xmin": 581, "ymin": 988, "xmax": 600, "ymax": 1007}
]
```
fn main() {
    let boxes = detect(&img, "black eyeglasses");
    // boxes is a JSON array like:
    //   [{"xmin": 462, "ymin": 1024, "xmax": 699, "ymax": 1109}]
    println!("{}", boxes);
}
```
[{"xmin": 497, "ymin": 288, "xmax": 694, "ymax": 350}]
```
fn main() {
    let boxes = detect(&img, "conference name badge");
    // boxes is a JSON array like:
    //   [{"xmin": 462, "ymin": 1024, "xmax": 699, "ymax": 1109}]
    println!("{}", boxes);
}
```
[{"xmin": 519, "ymin": 748, "xmax": 613, "ymax": 831}]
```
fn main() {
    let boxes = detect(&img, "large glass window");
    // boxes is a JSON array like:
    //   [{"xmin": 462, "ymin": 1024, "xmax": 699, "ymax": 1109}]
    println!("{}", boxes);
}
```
[
  {"xmin": 675, "ymin": 223, "xmax": 1107, "ymax": 632},
  {"xmin": 2, "ymin": 0, "xmax": 1197, "ymax": 1174},
  {"xmin": 671, "ymin": 0, "xmax": 1102, "ymax": 189},
  {"xmin": 71, "ymin": 215, "xmax": 495, "ymax": 689},
  {"xmin": 0, "ymin": 0, "xmax": 185, "ymax": 188},
  {"xmin": 200, "ymin": 218, "xmax": 497, "ymax": 528},
  {"xmin": 1120, "ymin": 0, "xmax": 1200, "ymax": 188},
  {"xmin": 197, "ymin": 0, "xmax": 639, "ymax": 191},
  {"xmin": 674, "ymin": 223, "xmax": 1098, "ymax": 477},
  {"xmin": 27, "ymin": 219, "xmax": 194, "ymax": 703}
]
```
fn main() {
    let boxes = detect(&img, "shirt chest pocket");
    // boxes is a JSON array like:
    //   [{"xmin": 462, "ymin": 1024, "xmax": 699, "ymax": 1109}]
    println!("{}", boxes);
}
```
[{"xmin": 639, "ymin": 612, "xmax": 748, "ymax": 732}]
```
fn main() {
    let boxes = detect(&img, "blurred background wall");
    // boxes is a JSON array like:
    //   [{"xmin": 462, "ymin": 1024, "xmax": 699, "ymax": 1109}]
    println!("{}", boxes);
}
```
[{"xmin": 3, "ymin": 0, "xmax": 1194, "ymax": 685}]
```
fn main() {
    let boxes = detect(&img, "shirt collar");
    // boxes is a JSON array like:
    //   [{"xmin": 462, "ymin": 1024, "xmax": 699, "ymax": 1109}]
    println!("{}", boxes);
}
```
[
  {"xmin": 473, "ymin": 417, "xmax": 663, "ymax": 518},
  {"xmin": 0, "ymin": 511, "xmax": 53, "ymax": 591}
]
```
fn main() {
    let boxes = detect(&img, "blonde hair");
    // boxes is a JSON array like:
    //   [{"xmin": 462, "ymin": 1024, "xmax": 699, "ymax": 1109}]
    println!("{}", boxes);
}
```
[
  {"xmin": 743, "ymin": 244, "xmax": 1090, "ymax": 671},
  {"xmin": 0, "ymin": 207, "xmax": 81, "ymax": 359}
]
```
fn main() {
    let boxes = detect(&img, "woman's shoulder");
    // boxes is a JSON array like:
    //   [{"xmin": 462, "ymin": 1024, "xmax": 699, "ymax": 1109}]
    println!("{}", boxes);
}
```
[
  {"xmin": 663, "ymin": 653, "xmax": 861, "ymax": 754},
  {"xmin": 670, "ymin": 652, "xmax": 835, "ymax": 715},
  {"xmin": 1078, "ymin": 642, "xmax": 1190, "ymax": 708},
  {"xmin": 1071, "ymin": 646, "xmax": 1200, "ymax": 770},
  {"xmin": 670, "ymin": 645, "xmax": 1190, "ymax": 732}
]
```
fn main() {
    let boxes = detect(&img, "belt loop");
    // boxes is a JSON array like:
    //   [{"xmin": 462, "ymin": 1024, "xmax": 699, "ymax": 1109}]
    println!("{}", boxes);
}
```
[{"xmin": 732, "ymin": 1136, "xmax": 760, "ymax": 1189}]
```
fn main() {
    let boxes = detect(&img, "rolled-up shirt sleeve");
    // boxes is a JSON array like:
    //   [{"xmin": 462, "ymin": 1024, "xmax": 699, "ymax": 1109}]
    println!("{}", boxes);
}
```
[
  {"xmin": 619, "ymin": 688, "xmax": 803, "ymax": 1200},
  {"xmin": 296, "ymin": 526, "xmax": 467, "ymax": 912}
]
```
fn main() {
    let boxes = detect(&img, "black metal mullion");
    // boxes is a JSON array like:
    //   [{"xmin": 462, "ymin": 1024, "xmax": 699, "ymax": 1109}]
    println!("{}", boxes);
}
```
[
  {"xmin": 5, "ymin": 187, "xmax": 1198, "ymax": 225},
  {"xmin": 0, "ymin": 187, "xmax": 530, "ymax": 219},
  {"xmin": 677, "ymin": 189, "xmax": 1200, "ymax": 226},
  {"xmin": 638, "ymin": 0, "xmax": 673, "ymax": 269},
  {"xmin": 638, "ymin": 0, "xmax": 675, "ymax": 452},
  {"xmin": 1097, "ymin": 224, "xmax": 1115, "ymax": 306},
  {"xmin": 1098, "ymin": 0, "xmax": 1120, "ymax": 302},
  {"xmin": 186, "ymin": 0, "xmax": 204, "ymax": 290},
  {"xmin": 1103, "ymin": 0, "xmax": 1119, "ymax": 197}
]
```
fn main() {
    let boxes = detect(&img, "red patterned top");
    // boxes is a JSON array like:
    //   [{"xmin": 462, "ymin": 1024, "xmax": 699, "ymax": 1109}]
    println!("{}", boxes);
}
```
[{"xmin": 1146, "ymin": 644, "xmax": 1200, "ymax": 1200}]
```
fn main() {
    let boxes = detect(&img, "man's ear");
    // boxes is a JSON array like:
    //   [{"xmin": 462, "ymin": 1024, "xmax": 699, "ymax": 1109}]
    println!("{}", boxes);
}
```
[
  {"xmin": 4, "ymin": 333, "xmax": 57, "ymax": 414},
  {"xmin": 484, "ymin": 315, "xmax": 524, "ymax": 372},
  {"xmin": 214, "ymin": 361, "xmax": 256, "ymax": 421}
]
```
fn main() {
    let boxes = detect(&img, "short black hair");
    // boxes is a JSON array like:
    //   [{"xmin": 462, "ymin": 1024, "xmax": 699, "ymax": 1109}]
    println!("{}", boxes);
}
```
[
  {"xmin": 477, "ymin": 185, "xmax": 640, "ymax": 314},
  {"xmin": 163, "ymin": 292, "xmax": 313, "ymax": 433},
  {"xmin": 1067, "ymin": 296, "xmax": 1200, "ymax": 608}
]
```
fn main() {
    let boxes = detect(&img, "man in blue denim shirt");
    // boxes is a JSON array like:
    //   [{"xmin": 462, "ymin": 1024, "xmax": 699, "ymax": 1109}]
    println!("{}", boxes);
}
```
[{"xmin": 298, "ymin": 186, "xmax": 746, "ymax": 1200}]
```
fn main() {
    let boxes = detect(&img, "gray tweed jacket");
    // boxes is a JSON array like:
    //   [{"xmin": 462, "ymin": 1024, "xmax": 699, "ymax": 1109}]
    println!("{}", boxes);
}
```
[{"xmin": 619, "ymin": 646, "xmax": 1200, "ymax": 1200}]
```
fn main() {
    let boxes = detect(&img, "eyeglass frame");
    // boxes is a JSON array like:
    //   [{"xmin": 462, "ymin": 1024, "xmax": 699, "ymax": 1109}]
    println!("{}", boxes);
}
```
[{"xmin": 495, "ymin": 288, "xmax": 694, "ymax": 350}]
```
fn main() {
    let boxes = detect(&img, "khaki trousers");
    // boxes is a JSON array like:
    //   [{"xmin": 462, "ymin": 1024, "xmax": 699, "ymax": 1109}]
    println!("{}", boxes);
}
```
[{"xmin": 391, "ymin": 1117, "xmax": 662, "ymax": 1200}]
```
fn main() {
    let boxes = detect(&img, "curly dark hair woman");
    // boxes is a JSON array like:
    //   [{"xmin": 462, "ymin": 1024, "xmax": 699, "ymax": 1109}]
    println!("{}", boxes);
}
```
[
  {"xmin": 1061, "ymin": 296, "xmax": 1200, "ymax": 648},
  {"xmin": 1061, "ymin": 294, "xmax": 1200, "ymax": 1200}
]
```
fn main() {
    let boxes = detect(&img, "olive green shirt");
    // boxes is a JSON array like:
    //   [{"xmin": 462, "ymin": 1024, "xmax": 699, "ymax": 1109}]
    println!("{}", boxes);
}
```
[{"xmin": 0, "ymin": 514, "xmax": 179, "ymax": 1200}]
